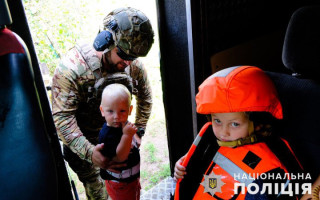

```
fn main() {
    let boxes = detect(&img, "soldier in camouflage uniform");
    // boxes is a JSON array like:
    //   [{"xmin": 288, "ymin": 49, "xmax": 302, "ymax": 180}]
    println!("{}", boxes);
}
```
[{"xmin": 51, "ymin": 7, "xmax": 154, "ymax": 200}]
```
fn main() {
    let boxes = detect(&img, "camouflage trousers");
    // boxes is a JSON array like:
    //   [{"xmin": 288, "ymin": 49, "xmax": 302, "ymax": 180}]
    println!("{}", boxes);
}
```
[{"xmin": 64, "ymin": 145, "xmax": 108, "ymax": 200}]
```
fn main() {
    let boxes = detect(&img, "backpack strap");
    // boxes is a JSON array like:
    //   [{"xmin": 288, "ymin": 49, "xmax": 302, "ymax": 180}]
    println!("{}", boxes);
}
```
[{"xmin": 75, "ymin": 42, "xmax": 102, "ymax": 80}]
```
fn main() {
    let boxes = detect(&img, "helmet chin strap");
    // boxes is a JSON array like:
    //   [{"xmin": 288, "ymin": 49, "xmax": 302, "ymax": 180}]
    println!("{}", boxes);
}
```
[{"xmin": 217, "ymin": 120, "xmax": 257, "ymax": 147}]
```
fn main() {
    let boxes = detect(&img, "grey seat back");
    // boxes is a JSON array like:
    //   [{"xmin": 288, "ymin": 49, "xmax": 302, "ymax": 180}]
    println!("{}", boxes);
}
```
[{"xmin": 268, "ymin": 6, "xmax": 320, "ymax": 181}]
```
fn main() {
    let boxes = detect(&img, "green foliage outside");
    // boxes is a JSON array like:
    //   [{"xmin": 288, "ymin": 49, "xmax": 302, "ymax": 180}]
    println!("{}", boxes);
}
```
[
  {"xmin": 145, "ymin": 143, "xmax": 158, "ymax": 163},
  {"xmin": 141, "ymin": 164, "xmax": 171, "ymax": 191},
  {"xmin": 23, "ymin": 0, "xmax": 95, "ymax": 74},
  {"xmin": 23, "ymin": 0, "xmax": 159, "ymax": 75}
]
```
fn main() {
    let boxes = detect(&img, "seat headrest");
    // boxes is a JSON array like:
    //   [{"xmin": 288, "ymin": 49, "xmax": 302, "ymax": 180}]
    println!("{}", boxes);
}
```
[{"xmin": 282, "ymin": 6, "xmax": 320, "ymax": 78}]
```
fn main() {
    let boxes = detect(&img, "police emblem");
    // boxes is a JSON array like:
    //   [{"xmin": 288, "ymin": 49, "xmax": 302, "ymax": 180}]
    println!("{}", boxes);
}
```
[
  {"xmin": 201, "ymin": 172, "xmax": 225, "ymax": 196},
  {"xmin": 209, "ymin": 178, "xmax": 217, "ymax": 189}
]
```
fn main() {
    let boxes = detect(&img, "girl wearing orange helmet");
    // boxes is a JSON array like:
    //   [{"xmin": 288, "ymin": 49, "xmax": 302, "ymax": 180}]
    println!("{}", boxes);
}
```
[{"xmin": 174, "ymin": 66, "xmax": 303, "ymax": 199}]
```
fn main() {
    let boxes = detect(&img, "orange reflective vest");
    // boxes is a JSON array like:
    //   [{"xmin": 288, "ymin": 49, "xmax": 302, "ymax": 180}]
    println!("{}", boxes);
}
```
[
  {"xmin": 193, "ymin": 142, "xmax": 289, "ymax": 199},
  {"xmin": 174, "ymin": 122, "xmax": 299, "ymax": 200}
]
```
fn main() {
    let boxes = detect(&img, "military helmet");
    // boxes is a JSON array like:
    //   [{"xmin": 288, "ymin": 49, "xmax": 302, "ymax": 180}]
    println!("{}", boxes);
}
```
[{"xmin": 98, "ymin": 7, "xmax": 154, "ymax": 59}]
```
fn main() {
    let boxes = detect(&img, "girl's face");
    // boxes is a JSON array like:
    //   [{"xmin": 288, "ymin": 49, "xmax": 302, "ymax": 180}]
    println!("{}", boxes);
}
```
[{"xmin": 211, "ymin": 112, "xmax": 250, "ymax": 142}]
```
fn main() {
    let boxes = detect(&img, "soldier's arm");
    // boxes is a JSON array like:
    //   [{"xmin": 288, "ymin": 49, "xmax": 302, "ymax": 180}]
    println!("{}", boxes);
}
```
[
  {"xmin": 130, "ymin": 60, "xmax": 153, "ymax": 129},
  {"xmin": 51, "ymin": 63, "xmax": 95, "ymax": 163}
]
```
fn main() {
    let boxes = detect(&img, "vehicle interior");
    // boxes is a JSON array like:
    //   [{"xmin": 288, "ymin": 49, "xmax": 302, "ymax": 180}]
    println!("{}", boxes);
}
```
[{"xmin": 1, "ymin": 0, "xmax": 319, "ymax": 199}]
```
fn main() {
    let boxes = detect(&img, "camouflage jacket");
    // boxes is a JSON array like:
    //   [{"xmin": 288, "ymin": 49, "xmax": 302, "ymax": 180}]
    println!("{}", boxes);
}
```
[{"xmin": 51, "ymin": 42, "xmax": 152, "ymax": 163}]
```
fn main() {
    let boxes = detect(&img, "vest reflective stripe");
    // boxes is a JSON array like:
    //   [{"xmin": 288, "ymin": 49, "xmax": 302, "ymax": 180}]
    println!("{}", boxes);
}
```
[
  {"xmin": 181, "ymin": 122, "xmax": 212, "ymax": 168},
  {"xmin": 213, "ymin": 152, "xmax": 254, "ymax": 186},
  {"xmin": 174, "ymin": 122, "xmax": 212, "ymax": 200},
  {"xmin": 193, "ymin": 134, "xmax": 202, "ymax": 146},
  {"xmin": 193, "ymin": 142, "xmax": 289, "ymax": 200},
  {"xmin": 210, "ymin": 66, "xmax": 239, "ymax": 78},
  {"xmin": 75, "ymin": 42, "xmax": 102, "ymax": 79}
]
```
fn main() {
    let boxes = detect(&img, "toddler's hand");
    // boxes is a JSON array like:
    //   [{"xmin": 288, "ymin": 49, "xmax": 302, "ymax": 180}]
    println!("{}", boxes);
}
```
[
  {"xmin": 174, "ymin": 155, "xmax": 187, "ymax": 181},
  {"xmin": 122, "ymin": 121, "xmax": 137, "ymax": 137}
]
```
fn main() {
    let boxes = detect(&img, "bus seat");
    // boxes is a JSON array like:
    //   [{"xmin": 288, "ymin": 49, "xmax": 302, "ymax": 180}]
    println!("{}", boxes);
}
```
[
  {"xmin": 0, "ymin": 1, "xmax": 59, "ymax": 199},
  {"xmin": 266, "ymin": 5, "xmax": 320, "ymax": 182}
]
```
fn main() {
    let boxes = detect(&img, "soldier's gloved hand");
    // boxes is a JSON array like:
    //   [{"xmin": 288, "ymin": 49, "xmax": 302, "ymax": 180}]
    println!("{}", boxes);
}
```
[
  {"xmin": 133, "ymin": 134, "xmax": 141, "ymax": 148},
  {"xmin": 92, "ymin": 143, "xmax": 126, "ymax": 169},
  {"xmin": 92, "ymin": 143, "xmax": 110, "ymax": 169},
  {"xmin": 134, "ymin": 126, "xmax": 144, "ymax": 148}
]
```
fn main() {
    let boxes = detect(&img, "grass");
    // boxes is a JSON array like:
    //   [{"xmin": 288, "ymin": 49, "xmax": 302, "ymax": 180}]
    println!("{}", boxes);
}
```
[
  {"xmin": 144, "ymin": 143, "xmax": 158, "ymax": 163},
  {"xmin": 65, "ymin": 162, "xmax": 86, "ymax": 199},
  {"xmin": 141, "ymin": 164, "xmax": 171, "ymax": 191}
]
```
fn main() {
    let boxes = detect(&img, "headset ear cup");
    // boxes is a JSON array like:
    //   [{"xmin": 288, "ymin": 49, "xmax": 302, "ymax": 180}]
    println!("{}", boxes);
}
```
[{"xmin": 93, "ymin": 30, "xmax": 114, "ymax": 51}]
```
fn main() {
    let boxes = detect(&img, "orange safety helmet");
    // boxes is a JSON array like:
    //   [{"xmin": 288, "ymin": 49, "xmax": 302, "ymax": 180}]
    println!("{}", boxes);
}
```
[{"xmin": 196, "ymin": 66, "xmax": 283, "ymax": 119}]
